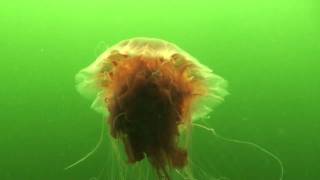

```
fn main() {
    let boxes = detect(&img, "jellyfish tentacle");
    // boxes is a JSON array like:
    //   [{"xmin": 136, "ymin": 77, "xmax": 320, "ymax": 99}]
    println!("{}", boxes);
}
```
[
  {"xmin": 192, "ymin": 123, "xmax": 284, "ymax": 180},
  {"xmin": 64, "ymin": 116, "xmax": 105, "ymax": 170}
]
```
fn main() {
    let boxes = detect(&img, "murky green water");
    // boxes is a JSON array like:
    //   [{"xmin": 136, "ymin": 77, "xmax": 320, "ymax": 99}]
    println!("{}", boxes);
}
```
[{"xmin": 1, "ymin": 0, "xmax": 319, "ymax": 180}]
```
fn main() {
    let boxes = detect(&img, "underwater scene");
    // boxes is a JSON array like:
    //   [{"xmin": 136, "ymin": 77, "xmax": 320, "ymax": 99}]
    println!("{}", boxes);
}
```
[{"xmin": 1, "ymin": 0, "xmax": 319, "ymax": 180}]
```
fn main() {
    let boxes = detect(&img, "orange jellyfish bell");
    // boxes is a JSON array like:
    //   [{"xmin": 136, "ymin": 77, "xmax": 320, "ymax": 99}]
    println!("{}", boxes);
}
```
[{"xmin": 75, "ymin": 37, "xmax": 228, "ymax": 179}]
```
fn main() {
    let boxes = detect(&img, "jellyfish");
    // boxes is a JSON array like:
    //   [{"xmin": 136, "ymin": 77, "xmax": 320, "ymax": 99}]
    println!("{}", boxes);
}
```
[
  {"xmin": 74, "ymin": 37, "xmax": 228, "ymax": 179},
  {"xmin": 69, "ymin": 37, "xmax": 286, "ymax": 180}
]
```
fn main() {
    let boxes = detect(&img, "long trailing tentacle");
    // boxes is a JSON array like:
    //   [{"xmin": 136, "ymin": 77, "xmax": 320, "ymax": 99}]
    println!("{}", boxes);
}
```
[
  {"xmin": 64, "ymin": 116, "xmax": 105, "ymax": 170},
  {"xmin": 192, "ymin": 122, "xmax": 284, "ymax": 180}
]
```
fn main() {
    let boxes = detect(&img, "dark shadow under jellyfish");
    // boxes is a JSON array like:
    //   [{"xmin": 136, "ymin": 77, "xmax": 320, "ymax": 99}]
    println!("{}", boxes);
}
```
[{"xmin": 74, "ymin": 37, "xmax": 228, "ymax": 179}]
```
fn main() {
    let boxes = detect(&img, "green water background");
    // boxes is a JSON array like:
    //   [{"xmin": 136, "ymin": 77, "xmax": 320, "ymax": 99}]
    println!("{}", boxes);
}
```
[{"xmin": 1, "ymin": 0, "xmax": 319, "ymax": 179}]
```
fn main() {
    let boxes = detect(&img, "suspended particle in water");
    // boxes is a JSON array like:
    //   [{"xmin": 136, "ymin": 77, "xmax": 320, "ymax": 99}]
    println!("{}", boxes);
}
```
[{"xmin": 75, "ymin": 37, "xmax": 228, "ymax": 179}]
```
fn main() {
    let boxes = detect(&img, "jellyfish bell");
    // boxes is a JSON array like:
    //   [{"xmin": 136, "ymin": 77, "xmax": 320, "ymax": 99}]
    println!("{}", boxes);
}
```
[
  {"xmin": 76, "ymin": 37, "xmax": 228, "ymax": 119},
  {"xmin": 75, "ymin": 37, "xmax": 228, "ymax": 179}
]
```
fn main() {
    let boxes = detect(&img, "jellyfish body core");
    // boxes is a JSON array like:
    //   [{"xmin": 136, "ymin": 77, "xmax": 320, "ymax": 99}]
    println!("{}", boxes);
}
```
[
  {"xmin": 76, "ymin": 38, "xmax": 228, "ymax": 179},
  {"xmin": 108, "ymin": 56, "xmax": 196, "ymax": 168}
]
